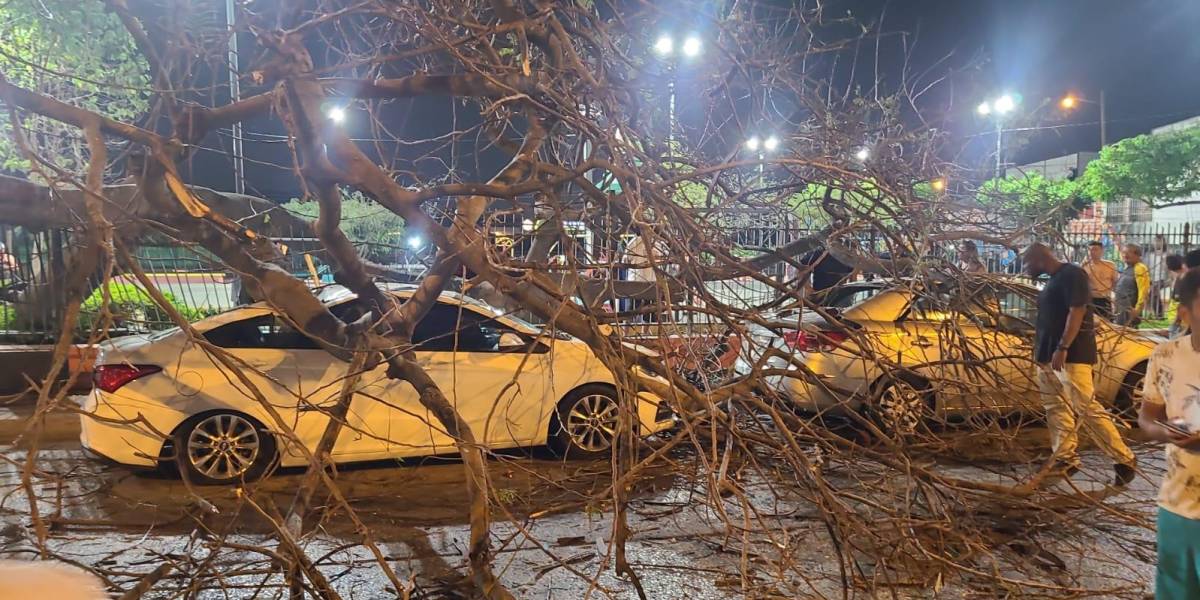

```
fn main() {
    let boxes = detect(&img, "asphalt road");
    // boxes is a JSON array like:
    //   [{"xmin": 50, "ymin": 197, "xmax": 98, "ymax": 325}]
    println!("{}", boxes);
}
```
[{"xmin": 0, "ymin": 398, "xmax": 1164, "ymax": 599}]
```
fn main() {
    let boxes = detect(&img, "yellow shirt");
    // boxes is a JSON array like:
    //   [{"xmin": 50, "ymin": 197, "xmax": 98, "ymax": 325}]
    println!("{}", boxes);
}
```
[{"xmin": 1082, "ymin": 259, "xmax": 1118, "ymax": 298}]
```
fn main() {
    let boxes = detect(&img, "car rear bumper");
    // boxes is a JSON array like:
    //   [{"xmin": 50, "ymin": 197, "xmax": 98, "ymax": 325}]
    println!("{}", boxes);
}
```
[{"xmin": 79, "ymin": 390, "xmax": 173, "ymax": 468}]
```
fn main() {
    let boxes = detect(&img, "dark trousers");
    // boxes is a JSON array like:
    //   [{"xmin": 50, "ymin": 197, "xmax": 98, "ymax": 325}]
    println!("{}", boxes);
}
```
[{"xmin": 1090, "ymin": 297, "xmax": 1113, "ymax": 320}]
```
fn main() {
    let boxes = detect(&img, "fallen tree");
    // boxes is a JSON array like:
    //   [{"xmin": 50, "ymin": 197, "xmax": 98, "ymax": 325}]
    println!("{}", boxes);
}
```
[{"xmin": 0, "ymin": 1, "xmax": 1157, "ymax": 598}]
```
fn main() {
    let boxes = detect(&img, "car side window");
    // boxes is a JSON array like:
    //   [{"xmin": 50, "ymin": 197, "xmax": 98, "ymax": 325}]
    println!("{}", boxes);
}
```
[
  {"xmin": 412, "ymin": 303, "xmax": 505, "ymax": 352},
  {"xmin": 827, "ymin": 287, "xmax": 880, "ymax": 309},
  {"xmin": 995, "ymin": 290, "xmax": 1037, "ymax": 332},
  {"xmin": 911, "ymin": 294, "xmax": 958, "ymax": 322},
  {"xmin": 204, "ymin": 314, "xmax": 321, "ymax": 350}
]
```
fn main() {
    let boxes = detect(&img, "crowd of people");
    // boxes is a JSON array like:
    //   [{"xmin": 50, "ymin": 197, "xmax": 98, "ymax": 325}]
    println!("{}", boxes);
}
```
[{"xmin": 1010, "ymin": 243, "xmax": 1200, "ymax": 599}]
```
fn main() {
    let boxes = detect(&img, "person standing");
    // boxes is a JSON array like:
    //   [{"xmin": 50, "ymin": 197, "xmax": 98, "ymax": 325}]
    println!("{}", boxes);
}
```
[
  {"xmin": 1137, "ymin": 268, "xmax": 1200, "ymax": 600},
  {"xmin": 1114, "ymin": 243, "xmax": 1151, "ymax": 327},
  {"xmin": 1082, "ymin": 240, "xmax": 1119, "ymax": 319},
  {"xmin": 799, "ymin": 245, "xmax": 854, "ymax": 297},
  {"xmin": 958, "ymin": 240, "xmax": 986, "ymax": 274},
  {"xmin": 1023, "ymin": 243, "xmax": 1137, "ymax": 485},
  {"xmin": 1148, "ymin": 235, "xmax": 1170, "ymax": 318},
  {"xmin": 1166, "ymin": 255, "xmax": 1187, "ymax": 338}
]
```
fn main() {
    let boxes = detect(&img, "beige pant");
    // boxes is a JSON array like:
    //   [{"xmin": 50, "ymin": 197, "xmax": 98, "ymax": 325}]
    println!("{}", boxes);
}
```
[{"xmin": 1037, "ymin": 363, "xmax": 1135, "ymax": 466}]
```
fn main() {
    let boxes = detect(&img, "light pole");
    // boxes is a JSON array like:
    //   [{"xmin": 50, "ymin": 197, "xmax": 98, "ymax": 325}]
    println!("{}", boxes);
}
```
[
  {"xmin": 652, "ymin": 33, "xmax": 702, "ymax": 159},
  {"xmin": 1060, "ymin": 91, "xmax": 1107, "ymax": 147},
  {"xmin": 977, "ymin": 93, "xmax": 1017, "ymax": 178},
  {"xmin": 745, "ymin": 135, "xmax": 779, "ymax": 188},
  {"xmin": 225, "ymin": 0, "xmax": 244, "ymax": 194}
]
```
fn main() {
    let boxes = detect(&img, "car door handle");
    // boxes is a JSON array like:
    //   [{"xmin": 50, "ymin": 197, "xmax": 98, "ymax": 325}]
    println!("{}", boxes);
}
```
[{"xmin": 913, "ymin": 337, "xmax": 934, "ymax": 347}]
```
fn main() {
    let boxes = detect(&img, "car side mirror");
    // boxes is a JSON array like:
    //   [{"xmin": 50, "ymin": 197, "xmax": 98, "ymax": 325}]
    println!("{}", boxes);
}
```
[{"xmin": 498, "ymin": 332, "xmax": 526, "ymax": 350}]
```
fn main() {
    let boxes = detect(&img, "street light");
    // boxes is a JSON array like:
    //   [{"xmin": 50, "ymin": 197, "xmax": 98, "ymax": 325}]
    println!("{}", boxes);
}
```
[
  {"xmin": 931, "ymin": 177, "xmax": 947, "ymax": 192},
  {"xmin": 745, "ymin": 135, "xmax": 779, "ymax": 186},
  {"xmin": 992, "ymin": 94, "xmax": 1016, "ymax": 114},
  {"xmin": 327, "ymin": 106, "xmax": 346, "ymax": 124},
  {"xmin": 407, "ymin": 235, "xmax": 422, "ymax": 249},
  {"xmin": 681, "ymin": 35, "xmax": 701, "ymax": 57},
  {"xmin": 855, "ymin": 147, "xmax": 870, "ymax": 161},
  {"xmin": 1059, "ymin": 91, "xmax": 1107, "ymax": 146},
  {"xmin": 652, "ymin": 33, "xmax": 702, "ymax": 165},
  {"xmin": 977, "ymin": 93, "xmax": 1019, "ymax": 178},
  {"xmin": 654, "ymin": 34, "xmax": 674, "ymax": 56}
]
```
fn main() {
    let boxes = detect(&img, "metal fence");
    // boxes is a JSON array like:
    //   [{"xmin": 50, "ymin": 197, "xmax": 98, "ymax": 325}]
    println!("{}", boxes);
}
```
[
  {"xmin": 1, "ymin": 218, "xmax": 1194, "ymax": 341},
  {"xmin": 0, "ymin": 225, "xmax": 429, "ymax": 343}
]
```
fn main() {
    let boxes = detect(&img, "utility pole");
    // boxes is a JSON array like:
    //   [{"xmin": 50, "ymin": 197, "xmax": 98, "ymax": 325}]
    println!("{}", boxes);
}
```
[
  {"xmin": 995, "ymin": 120, "xmax": 1004, "ymax": 178},
  {"xmin": 1099, "ymin": 89, "xmax": 1107, "ymax": 147},
  {"xmin": 226, "ymin": 0, "xmax": 245, "ymax": 195}
]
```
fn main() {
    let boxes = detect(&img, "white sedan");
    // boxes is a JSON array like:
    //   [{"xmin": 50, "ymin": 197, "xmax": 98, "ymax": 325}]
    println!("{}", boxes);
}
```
[{"xmin": 81, "ymin": 286, "xmax": 674, "ymax": 484}]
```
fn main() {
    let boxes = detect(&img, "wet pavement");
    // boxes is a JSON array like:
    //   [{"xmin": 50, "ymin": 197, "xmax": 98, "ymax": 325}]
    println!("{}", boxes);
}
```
[{"xmin": 0, "ymin": 398, "xmax": 1164, "ymax": 598}]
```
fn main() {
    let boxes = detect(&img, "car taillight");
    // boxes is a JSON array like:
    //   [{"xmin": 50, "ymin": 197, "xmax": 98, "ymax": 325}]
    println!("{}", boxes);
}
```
[
  {"xmin": 782, "ymin": 330, "xmax": 848, "ymax": 353},
  {"xmin": 93, "ymin": 364, "xmax": 161, "ymax": 392}
]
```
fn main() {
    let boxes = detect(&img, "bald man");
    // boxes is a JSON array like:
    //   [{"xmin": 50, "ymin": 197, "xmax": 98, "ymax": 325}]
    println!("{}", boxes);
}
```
[{"xmin": 1024, "ymin": 243, "xmax": 1136, "ymax": 486}]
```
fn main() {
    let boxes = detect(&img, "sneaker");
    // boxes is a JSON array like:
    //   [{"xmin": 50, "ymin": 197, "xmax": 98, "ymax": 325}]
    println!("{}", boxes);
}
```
[{"xmin": 1114, "ymin": 462, "xmax": 1137, "ymax": 487}]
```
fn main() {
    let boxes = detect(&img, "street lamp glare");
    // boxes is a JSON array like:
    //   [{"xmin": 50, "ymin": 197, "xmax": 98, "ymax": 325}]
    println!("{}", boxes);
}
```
[
  {"xmin": 994, "ymin": 94, "xmax": 1016, "ymax": 114},
  {"xmin": 745, "ymin": 136, "xmax": 760, "ymax": 151},
  {"xmin": 654, "ymin": 35, "xmax": 673, "ymax": 55},
  {"xmin": 763, "ymin": 136, "xmax": 780, "ymax": 151},
  {"xmin": 931, "ymin": 178, "xmax": 946, "ymax": 192},
  {"xmin": 681, "ymin": 36, "xmax": 701, "ymax": 57},
  {"xmin": 327, "ymin": 106, "xmax": 346, "ymax": 123},
  {"xmin": 1060, "ymin": 95, "xmax": 1077, "ymax": 109},
  {"xmin": 407, "ymin": 235, "xmax": 422, "ymax": 249},
  {"xmin": 976, "ymin": 102, "xmax": 992, "ymax": 116},
  {"xmin": 855, "ymin": 147, "xmax": 870, "ymax": 161}
]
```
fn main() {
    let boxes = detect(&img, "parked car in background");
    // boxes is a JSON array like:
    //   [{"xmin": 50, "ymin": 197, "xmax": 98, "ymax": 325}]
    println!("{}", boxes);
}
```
[
  {"xmin": 81, "ymin": 286, "xmax": 674, "ymax": 484},
  {"xmin": 742, "ymin": 277, "xmax": 1159, "ymax": 432}
]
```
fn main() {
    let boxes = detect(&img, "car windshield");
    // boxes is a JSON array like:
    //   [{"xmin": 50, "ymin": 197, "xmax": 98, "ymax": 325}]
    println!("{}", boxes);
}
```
[{"xmin": 825, "ymin": 285, "xmax": 884, "ymax": 309}]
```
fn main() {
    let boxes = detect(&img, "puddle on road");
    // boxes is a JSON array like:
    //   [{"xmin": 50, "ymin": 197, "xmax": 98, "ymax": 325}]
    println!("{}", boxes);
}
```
[{"xmin": 69, "ymin": 451, "xmax": 679, "ymax": 537}]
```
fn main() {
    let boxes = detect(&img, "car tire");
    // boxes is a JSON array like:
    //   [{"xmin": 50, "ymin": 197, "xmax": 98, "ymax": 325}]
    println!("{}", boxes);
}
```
[
  {"xmin": 1113, "ymin": 362, "xmax": 1147, "ymax": 425},
  {"xmin": 173, "ymin": 411, "xmax": 276, "ymax": 485},
  {"xmin": 548, "ymin": 385, "xmax": 628, "ymax": 459},
  {"xmin": 869, "ymin": 372, "xmax": 935, "ymax": 437}
]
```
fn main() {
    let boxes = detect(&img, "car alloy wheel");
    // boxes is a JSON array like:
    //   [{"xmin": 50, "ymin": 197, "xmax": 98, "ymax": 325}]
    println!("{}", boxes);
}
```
[
  {"xmin": 564, "ymin": 393, "xmax": 619, "ymax": 453},
  {"xmin": 185, "ymin": 413, "xmax": 262, "ymax": 482},
  {"xmin": 877, "ymin": 378, "xmax": 928, "ymax": 435}
]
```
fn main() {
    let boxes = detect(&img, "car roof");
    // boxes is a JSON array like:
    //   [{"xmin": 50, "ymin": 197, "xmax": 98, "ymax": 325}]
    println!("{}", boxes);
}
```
[{"xmin": 190, "ymin": 284, "xmax": 530, "ymax": 333}]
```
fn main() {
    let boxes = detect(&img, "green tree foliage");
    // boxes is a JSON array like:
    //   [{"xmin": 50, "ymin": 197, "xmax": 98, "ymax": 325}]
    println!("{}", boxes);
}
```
[
  {"xmin": 0, "ymin": 0, "xmax": 149, "ymax": 174},
  {"xmin": 284, "ymin": 190, "xmax": 407, "ymax": 263},
  {"xmin": 976, "ymin": 173, "xmax": 1086, "ymax": 221},
  {"xmin": 1080, "ymin": 126, "xmax": 1200, "ymax": 207}
]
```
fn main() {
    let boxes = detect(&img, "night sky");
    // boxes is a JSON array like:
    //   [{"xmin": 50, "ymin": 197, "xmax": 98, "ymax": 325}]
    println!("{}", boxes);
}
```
[
  {"xmin": 848, "ymin": 0, "xmax": 1200, "ymax": 163},
  {"xmin": 187, "ymin": 0, "xmax": 1200, "ymax": 201}
]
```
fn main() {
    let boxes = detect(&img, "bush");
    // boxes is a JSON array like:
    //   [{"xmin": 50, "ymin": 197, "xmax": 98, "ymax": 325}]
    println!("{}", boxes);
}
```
[{"xmin": 78, "ymin": 282, "xmax": 218, "ymax": 333}]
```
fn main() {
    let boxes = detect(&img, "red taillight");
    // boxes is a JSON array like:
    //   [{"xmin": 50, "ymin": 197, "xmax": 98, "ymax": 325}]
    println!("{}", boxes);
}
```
[
  {"xmin": 93, "ymin": 364, "xmax": 161, "ymax": 392},
  {"xmin": 782, "ymin": 330, "xmax": 848, "ymax": 353}
]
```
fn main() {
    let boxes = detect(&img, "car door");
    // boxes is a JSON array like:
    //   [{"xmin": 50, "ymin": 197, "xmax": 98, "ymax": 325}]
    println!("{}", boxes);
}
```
[
  {"xmin": 202, "ymin": 308, "xmax": 393, "ymax": 460},
  {"xmin": 899, "ymin": 294, "xmax": 988, "ymax": 417},
  {"xmin": 406, "ymin": 302, "xmax": 549, "ymax": 453},
  {"xmin": 984, "ymin": 288, "xmax": 1043, "ymax": 412}
]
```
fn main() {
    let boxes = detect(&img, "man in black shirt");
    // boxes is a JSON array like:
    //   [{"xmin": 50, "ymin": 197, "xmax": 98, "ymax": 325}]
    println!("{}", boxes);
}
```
[
  {"xmin": 1024, "ymin": 243, "xmax": 1136, "ymax": 486},
  {"xmin": 800, "ymin": 247, "xmax": 854, "ymax": 294}
]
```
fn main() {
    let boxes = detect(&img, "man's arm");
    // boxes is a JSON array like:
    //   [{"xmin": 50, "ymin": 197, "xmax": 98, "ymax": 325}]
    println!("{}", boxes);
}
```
[
  {"xmin": 1053, "ymin": 268, "xmax": 1091, "ymax": 368},
  {"xmin": 1059, "ymin": 306, "xmax": 1087, "ymax": 351},
  {"xmin": 1134, "ymin": 262, "xmax": 1151, "ymax": 313}
]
